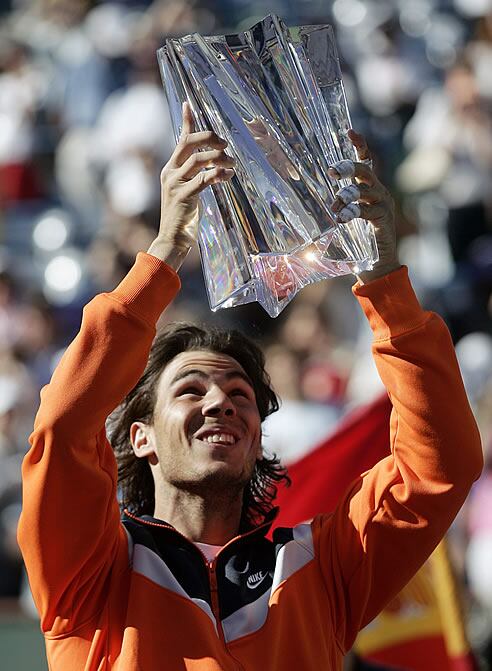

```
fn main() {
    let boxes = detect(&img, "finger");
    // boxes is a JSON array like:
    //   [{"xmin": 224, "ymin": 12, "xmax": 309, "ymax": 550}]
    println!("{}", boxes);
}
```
[
  {"xmin": 347, "ymin": 129, "xmax": 371, "ymax": 162},
  {"xmin": 328, "ymin": 159, "xmax": 356, "ymax": 180},
  {"xmin": 178, "ymin": 149, "xmax": 235, "ymax": 179},
  {"xmin": 181, "ymin": 101, "xmax": 195, "ymax": 137},
  {"xmin": 331, "ymin": 182, "xmax": 386, "ymax": 213},
  {"xmin": 328, "ymin": 160, "xmax": 377, "ymax": 186},
  {"xmin": 333, "ymin": 184, "xmax": 360, "ymax": 207},
  {"xmin": 335, "ymin": 202, "xmax": 361, "ymax": 223},
  {"xmin": 173, "ymin": 130, "xmax": 228, "ymax": 168},
  {"xmin": 182, "ymin": 166, "xmax": 235, "ymax": 198},
  {"xmin": 336, "ymin": 201, "xmax": 387, "ymax": 224}
]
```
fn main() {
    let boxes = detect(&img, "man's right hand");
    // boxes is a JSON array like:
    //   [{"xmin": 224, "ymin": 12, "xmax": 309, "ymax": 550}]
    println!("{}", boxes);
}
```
[{"xmin": 148, "ymin": 101, "xmax": 235, "ymax": 268}]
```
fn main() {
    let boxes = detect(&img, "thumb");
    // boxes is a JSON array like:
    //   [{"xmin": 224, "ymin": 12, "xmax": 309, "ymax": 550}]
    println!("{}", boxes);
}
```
[{"xmin": 348, "ymin": 129, "xmax": 371, "ymax": 162}]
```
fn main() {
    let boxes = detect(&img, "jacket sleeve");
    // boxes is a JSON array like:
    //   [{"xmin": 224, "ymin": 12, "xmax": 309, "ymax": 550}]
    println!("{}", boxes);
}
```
[
  {"xmin": 17, "ymin": 252, "xmax": 180, "ymax": 635},
  {"xmin": 311, "ymin": 266, "xmax": 483, "ymax": 653}
]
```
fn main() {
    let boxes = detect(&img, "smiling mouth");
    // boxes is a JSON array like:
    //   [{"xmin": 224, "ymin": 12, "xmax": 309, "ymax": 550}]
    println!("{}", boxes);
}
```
[{"xmin": 195, "ymin": 432, "xmax": 238, "ymax": 446}]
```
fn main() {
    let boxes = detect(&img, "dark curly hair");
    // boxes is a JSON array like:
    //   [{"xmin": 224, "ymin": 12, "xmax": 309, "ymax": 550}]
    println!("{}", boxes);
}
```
[{"xmin": 108, "ymin": 323, "xmax": 289, "ymax": 531}]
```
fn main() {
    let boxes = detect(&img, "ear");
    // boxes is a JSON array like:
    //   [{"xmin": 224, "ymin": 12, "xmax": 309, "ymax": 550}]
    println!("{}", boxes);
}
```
[{"xmin": 130, "ymin": 421, "xmax": 158, "ymax": 464}]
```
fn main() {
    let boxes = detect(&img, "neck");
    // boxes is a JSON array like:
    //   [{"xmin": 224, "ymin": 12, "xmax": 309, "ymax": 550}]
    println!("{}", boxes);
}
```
[{"xmin": 153, "ymin": 482, "xmax": 244, "ymax": 546}]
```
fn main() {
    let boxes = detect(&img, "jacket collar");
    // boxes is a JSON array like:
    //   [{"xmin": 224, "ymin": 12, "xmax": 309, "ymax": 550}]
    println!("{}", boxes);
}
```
[{"xmin": 123, "ymin": 507, "xmax": 279, "ymax": 545}]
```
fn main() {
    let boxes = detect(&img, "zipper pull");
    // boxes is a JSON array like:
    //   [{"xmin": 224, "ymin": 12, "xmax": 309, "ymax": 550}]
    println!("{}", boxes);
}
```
[{"xmin": 208, "ymin": 561, "xmax": 216, "ymax": 583}]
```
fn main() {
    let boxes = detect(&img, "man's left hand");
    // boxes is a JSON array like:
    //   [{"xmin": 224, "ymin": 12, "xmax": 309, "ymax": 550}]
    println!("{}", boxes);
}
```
[{"xmin": 328, "ymin": 130, "xmax": 400, "ymax": 283}]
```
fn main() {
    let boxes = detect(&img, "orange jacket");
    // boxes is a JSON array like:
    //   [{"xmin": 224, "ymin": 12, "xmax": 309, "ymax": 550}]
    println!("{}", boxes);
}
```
[{"xmin": 18, "ymin": 253, "xmax": 483, "ymax": 670}]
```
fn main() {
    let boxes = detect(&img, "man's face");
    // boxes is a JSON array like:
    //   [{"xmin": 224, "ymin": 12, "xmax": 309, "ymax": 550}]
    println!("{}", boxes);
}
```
[{"xmin": 142, "ymin": 349, "xmax": 263, "ymax": 494}]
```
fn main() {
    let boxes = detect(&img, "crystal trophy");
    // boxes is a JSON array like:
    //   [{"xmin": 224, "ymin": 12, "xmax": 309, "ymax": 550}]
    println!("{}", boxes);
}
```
[{"xmin": 157, "ymin": 14, "xmax": 378, "ymax": 317}]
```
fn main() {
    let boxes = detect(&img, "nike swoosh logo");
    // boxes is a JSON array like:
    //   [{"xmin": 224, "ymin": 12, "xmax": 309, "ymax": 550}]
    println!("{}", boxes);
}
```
[{"xmin": 246, "ymin": 571, "xmax": 268, "ymax": 589}]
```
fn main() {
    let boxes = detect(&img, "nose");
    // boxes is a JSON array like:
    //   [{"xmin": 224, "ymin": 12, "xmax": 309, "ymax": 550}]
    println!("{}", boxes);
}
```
[{"xmin": 202, "ymin": 387, "xmax": 236, "ymax": 418}]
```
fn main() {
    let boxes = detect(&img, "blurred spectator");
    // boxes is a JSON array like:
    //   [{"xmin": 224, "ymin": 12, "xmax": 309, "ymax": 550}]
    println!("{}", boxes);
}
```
[
  {"xmin": 15, "ymin": 294, "xmax": 58, "ymax": 389},
  {"xmin": 0, "ymin": 38, "xmax": 46, "ymax": 204},
  {"xmin": 398, "ymin": 48, "xmax": 492, "ymax": 339},
  {"xmin": 0, "ymin": 271, "xmax": 24, "ymax": 348},
  {"xmin": 0, "ymin": 351, "xmax": 35, "ymax": 598}
]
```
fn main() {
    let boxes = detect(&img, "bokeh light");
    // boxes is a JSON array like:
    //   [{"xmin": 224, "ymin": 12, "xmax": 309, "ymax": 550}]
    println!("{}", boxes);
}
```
[
  {"xmin": 32, "ymin": 210, "xmax": 70, "ymax": 252},
  {"xmin": 43, "ymin": 252, "xmax": 83, "ymax": 305},
  {"xmin": 333, "ymin": 0, "xmax": 368, "ymax": 28},
  {"xmin": 399, "ymin": 1, "xmax": 433, "ymax": 38}
]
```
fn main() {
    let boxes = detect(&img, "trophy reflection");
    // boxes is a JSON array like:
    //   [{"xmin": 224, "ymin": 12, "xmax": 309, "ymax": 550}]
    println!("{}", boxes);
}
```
[{"xmin": 158, "ymin": 14, "xmax": 378, "ymax": 318}]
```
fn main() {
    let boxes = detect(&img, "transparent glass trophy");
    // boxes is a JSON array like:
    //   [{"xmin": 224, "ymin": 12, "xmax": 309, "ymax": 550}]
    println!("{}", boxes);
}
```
[{"xmin": 157, "ymin": 14, "xmax": 378, "ymax": 318}]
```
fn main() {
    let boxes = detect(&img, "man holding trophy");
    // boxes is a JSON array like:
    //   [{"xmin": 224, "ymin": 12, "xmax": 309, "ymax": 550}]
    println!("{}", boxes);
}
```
[{"xmin": 18, "ymin": 16, "xmax": 482, "ymax": 671}]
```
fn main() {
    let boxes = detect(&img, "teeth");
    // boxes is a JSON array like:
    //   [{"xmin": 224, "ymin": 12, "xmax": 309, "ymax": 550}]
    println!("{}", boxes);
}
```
[{"xmin": 204, "ymin": 433, "xmax": 236, "ymax": 444}]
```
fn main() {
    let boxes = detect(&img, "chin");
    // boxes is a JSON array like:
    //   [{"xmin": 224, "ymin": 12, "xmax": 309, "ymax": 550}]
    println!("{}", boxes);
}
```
[{"xmin": 191, "ymin": 459, "xmax": 254, "ymax": 491}]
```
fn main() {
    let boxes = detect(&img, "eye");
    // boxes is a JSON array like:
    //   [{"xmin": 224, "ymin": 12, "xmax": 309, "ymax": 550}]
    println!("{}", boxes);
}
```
[
  {"xmin": 179, "ymin": 386, "xmax": 203, "ymax": 396},
  {"xmin": 230, "ymin": 388, "xmax": 250, "ymax": 398}
]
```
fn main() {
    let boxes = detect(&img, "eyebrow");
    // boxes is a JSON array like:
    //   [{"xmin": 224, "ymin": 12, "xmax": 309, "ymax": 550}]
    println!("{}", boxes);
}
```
[{"xmin": 170, "ymin": 368, "xmax": 255, "ymax": 389}]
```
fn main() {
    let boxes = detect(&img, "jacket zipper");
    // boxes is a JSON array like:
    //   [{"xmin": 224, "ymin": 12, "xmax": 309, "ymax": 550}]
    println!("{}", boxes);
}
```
[
  {"xmin": 208, "ymin": 561, "xmax": 245, "ymax": 671},
  {"xmin": 204, "ymin": 524, "xmax": 272, "ymax": 660},
  {"xmin": 207, "ymin": 559, "xmax": 226, "ymax": 644}
]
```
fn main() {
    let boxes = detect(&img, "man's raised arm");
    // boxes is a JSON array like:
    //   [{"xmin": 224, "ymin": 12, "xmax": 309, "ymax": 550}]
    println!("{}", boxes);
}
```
[
  {"xmin": 17, "ymin": 103, "xmax": 235, "ymax": 635},
  {"xmin": 17, "ymin": 255, "xmax": 179, "ymax": 634},
  {"xmin": 312, "ymin": 133, "xmax": 483, "ymax": 651}
]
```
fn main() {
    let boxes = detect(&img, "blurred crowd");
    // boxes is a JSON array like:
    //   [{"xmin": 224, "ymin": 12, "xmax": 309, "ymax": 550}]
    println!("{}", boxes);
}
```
[{"xmin": 0, "ymin": 0, "xmax": 491, "ymax": 666}]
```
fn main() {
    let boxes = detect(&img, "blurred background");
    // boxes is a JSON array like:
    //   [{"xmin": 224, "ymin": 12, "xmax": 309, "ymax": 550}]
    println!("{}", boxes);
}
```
[{"xmin": 0, "ymin": 0, "xmax": 491, "ymax": 669}]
